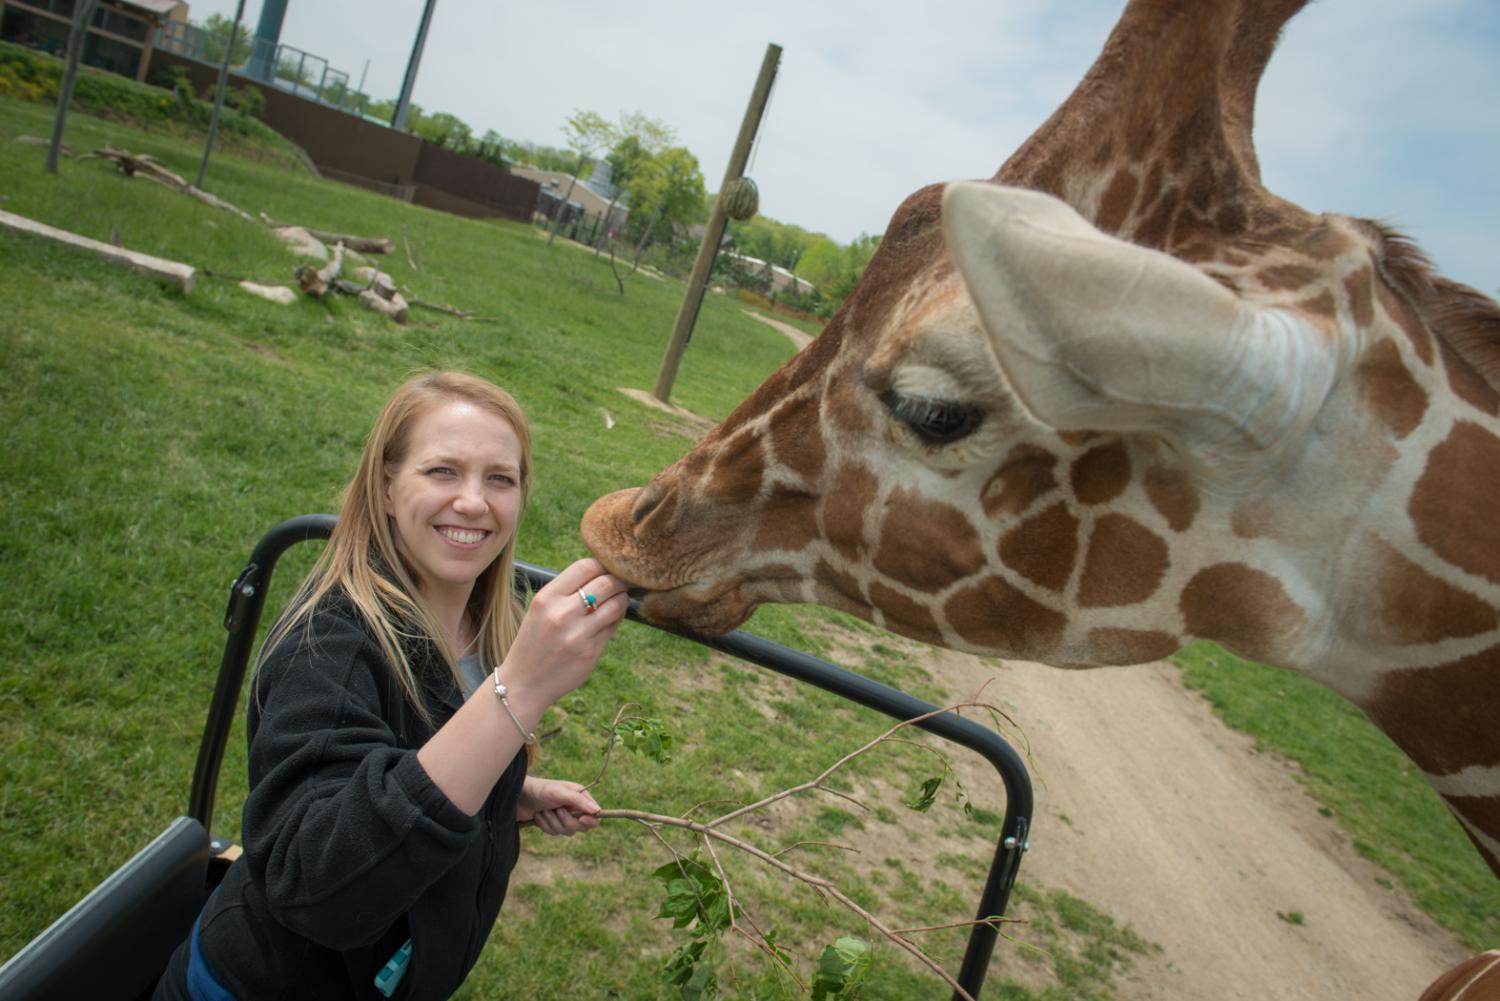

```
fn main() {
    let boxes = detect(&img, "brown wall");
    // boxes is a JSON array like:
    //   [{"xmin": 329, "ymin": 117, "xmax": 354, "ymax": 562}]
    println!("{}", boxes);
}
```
[{"xmin": 150, "ymin": 50, "xmax": 539, "ymax": 221}]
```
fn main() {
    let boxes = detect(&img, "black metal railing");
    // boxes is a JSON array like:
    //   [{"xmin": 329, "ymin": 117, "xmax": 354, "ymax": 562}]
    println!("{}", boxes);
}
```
[{"xmin": 188, "ymin": 515, "xmax": 1033, "ymax": 999}]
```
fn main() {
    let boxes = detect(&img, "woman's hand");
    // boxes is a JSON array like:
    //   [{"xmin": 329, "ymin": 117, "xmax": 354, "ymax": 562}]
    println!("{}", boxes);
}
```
[
  {"xmin": 501, "ymin": 558, "xmax": 628, "ymax": 706},
  {"xmin": 517, "ymin": 776, "xmax": 600, "ymax": 836}
]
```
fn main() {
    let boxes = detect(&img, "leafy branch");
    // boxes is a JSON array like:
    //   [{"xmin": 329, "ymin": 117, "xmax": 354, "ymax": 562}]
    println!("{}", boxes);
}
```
[{"xmin": 586, "ymin": 697, "xmax": 1025, "ymax": 1000}]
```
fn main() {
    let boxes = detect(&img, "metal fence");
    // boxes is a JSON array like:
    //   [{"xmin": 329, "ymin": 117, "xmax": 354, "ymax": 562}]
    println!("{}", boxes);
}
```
[{"xmin": 154, "ymin": 20, "xmax": 366, "ymax": 117}]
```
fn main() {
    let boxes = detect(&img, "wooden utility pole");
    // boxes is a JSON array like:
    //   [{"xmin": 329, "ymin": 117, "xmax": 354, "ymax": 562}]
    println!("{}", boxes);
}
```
[
  {"xmin": 652, "ymin": 42, "xmax": 781, "ymax": 403},
  {"xmin": 46, "ymin": 0, "xmax": 100, "ymax": 174}
]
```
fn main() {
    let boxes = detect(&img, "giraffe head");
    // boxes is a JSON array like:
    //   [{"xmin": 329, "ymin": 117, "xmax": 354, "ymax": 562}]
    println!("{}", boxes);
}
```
[{"xmin": 582, "ymin": 0, "xmax": 1500, "ymax": 676}]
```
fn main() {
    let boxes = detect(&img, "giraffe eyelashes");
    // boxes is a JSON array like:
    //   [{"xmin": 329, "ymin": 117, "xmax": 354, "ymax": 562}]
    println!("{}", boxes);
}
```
[{"xmin": 879, "ymin": 391, "xmax": 984, "ymax": 445}]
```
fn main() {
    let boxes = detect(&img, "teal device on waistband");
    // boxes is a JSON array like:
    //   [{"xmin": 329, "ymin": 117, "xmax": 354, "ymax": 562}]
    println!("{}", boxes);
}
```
[{"xmin": 374, "ymin": 938, "xmax": 413, "ymax": 998}]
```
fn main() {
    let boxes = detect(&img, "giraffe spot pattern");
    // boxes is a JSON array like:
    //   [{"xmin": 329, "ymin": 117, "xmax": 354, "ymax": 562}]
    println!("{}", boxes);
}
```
[
  {"xmin": 767, "ymin": 396, "xmax": 827, "ymax": 482},
  {"xmin": 1134, "ymin": 188, "xmax": 1177, "ymax": 249},
  {"xmin": 873, "ymin": 487, "xmax": 987, "ymax": 592},
  {"xmin": 1296, "ymin": 224, "xmax": 1352, "ymax": 261},
  {"xmin": 1370, "ymin": 539, "xmax": 1497, "ymax": 646},
  {"xmin": 751, "ymin": 485, "xmax": 820, "ymax": 554},
  {"xmin": 705, "ymin": 431, "xmax": 766, "ymax": 502},
  {"xmin": 824, "ymin": 463, "xmax": 879, "ymax": 563},
  {"xmin": 1097, "ymin": 169, "xmax": 1139, "ymax": 234},
  {"xmin": 943, "ymin": 575, "xmax": 1067, "ymax": 654},
  {"xmin": 813, "ymin": 558, "xmax": 865, "ymax": 612},
  {"xmin": 1366, "ymin": 645, "xmax": 1499, "ymax": 776},
  {"xmin": 1354, "ymin": 338, "xmax": 1429, "ymax": 439},
  {"xmin": 1070, "ymin": 440, "xmax": 1132, "ymax": 505},
  {"xmin": 1409, "ymin": 422, "xmax": 1500, "ymax": 587},
  {"xmin": 1180, "ymin": 563, "xmax": 1308, "ymax": 664},
  {"xmin": 1087, "ymin": 627, "xmax": 1180, "ymax": 665},
  {"xmin": 1230, "ymin": 501, "xmax": 1275, "ymax": 539},
  {"xmin": 869, "ymin": 580, "xmax": 941, "ymax": 641},
  {"xmin": 981, "ymin": 445, "xmax": 1058, "ymax": 518},
  {"xmin": 1078, "ymin": 513, "xmax": 1170, "ymax": 608},
  {"xmin": 1295, "ymin": 289, "xmax": 1338, "ymax": 321},
  {"xmin": 1144, "ymin": 465, "xmax": 1199, "ymax": 532},
  {"xmin": 1344, "ymin": 268, "xmax": 1375, "ymax": 330},
  {"xmin": 1260, "ymin": 263, "xmax": 1318, "ymax": 291},
  {"xmin": 998, "ymin": 502, "xmax": 1079, "ymax": 592},
  {"xmin": 1214, "ymin": 202, "xmax": 1247, "ymax": 238},
  {"xmin": 1438, "ymin": 336, "xmax": 1500, "ymax": 417},
  {"xmin": 1376, "ymin": 280, "xmax": 1435, "ymax": 366},
  {"xmin": 1445, "ymin": 797, "xmax": 1500, "ymax": 879}
]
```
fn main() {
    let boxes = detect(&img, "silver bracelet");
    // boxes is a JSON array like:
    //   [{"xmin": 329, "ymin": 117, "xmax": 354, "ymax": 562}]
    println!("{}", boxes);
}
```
[{"xmin": 491, "ymin": 667, "xmax": 536, "ymax": 745}]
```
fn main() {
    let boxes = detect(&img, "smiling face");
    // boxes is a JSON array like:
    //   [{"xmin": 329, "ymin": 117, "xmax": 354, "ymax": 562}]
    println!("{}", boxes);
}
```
[{"xmin": 384, "ymin": 399, "xmax": 524, "ymax": 610}]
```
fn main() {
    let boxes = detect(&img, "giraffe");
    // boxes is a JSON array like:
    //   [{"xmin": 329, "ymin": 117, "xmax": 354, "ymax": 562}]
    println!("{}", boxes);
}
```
[{"xmin": 581, "ymin": 0, "xmax": 1500, "ymax": 995}]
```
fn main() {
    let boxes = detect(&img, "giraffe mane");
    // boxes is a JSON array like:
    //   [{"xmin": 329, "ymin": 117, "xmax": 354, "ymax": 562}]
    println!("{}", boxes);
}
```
[{"xmin": 1365, "ymin": 218, "xmax": 1500, "ymax": 389}]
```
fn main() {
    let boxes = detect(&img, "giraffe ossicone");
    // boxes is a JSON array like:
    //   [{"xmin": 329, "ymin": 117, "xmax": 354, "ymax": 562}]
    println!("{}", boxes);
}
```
[
  {"xmin": 581, "ymin": 1, "xmax": 1500, "ymax": 996},
  {"xmin": 942, "ymin": 181, "xmax": 1344, "ymax": 492}
]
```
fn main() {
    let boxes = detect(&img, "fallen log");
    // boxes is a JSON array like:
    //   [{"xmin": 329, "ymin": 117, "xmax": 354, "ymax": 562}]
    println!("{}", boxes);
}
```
[
  {"xmin": 352, "ymin": 265, "xmax": 397, "ymax": 300},
  {"xmin": 259, "ymin": 213, "xmax": 392, "ymax": 254},
  {"xmin": 0, "ymin": 207, "xmax": 195, "ymax": 292},
  {"xmin": 306, "ymin": 228, "xmax": 393, "ymax": 255},
  {"xmin": 83, "ymin": 146, "xmax": 254, "ymax": 222},
  {"xmin": 275, "ymin": 226, "xmax": 328, "ymax": 260},
  {"xmin": 296, "ymin": 241, "xmax": 344, "ymax": 298},
  {"xmin": 358, "ymin": 288, "xmax": 409, "ymax": 323},
  {"xmin": 15, "ymin": 134, "xmax": 71, "ymax": 157},
  {"xmin": 239, "ymin": 281, "xmax": 296, "ymax": 305}
]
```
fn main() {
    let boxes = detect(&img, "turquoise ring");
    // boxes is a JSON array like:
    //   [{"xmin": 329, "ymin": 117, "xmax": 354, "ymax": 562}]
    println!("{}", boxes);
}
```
[{"xmin": 577, "ymin": 588, "xmax": 598, "ymax": 612}]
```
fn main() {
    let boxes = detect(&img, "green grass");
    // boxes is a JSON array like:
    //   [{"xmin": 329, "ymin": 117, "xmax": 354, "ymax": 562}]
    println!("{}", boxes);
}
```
[
  {"xmin": 1174, "ymin": 642, "xmax": 1500, "ymax": 950},
  {"xmin": 0, "ymin": 92, "xmax": 1140, "ymax": 999}
]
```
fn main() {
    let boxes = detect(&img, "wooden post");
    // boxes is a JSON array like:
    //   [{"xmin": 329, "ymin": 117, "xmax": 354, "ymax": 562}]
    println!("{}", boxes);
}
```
[
  {"xmin": 46, "ymin": 0, "xmax": 100, "ymax": 175},
  {"xmin": 652, "ymin": 42, "xmax": 781, "ymax": 404}
]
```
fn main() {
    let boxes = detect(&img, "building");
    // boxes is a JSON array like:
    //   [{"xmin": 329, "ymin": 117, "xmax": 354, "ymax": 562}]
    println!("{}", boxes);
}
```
[
  {"xmin": 0, "ymin": 0, "xmax": 188, "ymax": 82},
  {"xmin": 511, "ymin": 164, "xmax": 628, "ymax": 237},
  {"xmin": 724, "ymin": 251, "xmax": 817, "ymax": 298}
]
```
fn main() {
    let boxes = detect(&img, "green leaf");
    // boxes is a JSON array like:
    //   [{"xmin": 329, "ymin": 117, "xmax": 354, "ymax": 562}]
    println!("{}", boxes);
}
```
[
  {"xmin": 762, "ymin": 930, "xmax": 793, "ymax": 965},
  {"xmin": 616, "ymin": 717, "xmax": 675, "ymax": 763},
  {"xmin": 680, "ymin": 960, "xmax": 718, "ymax": 1001},
  {"xmin": 651, "ymin": 857, "xmax": 733, "ymax": 935},
  {"xmin": 810, "ymin": 936, "xmax": 871, "ymax": 1000},
  {"xmin": 662, "ymin": 940, "xmax": 706, "ymax": 986},
  {"xmin": 906, "ymin": 775, "xmax": 943, "ymax": 813}
]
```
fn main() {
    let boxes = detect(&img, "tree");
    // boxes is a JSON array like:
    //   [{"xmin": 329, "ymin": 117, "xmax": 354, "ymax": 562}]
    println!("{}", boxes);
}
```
[
  {"xmin": 793, "ymin": 233, "xmax": 880, "ymax": 318},
  {"xmin": 413, "ymin": 111, "xmax": 472, "ymax": 149},
  {"xmin": 625, "ymin": 145, "xmax": 706, "ymax": 267},
  {"xmin": 549, "ymin": 109, "xmax": 616, "ymax": 245},
  {"xmin": 202, "ymin": 13, "xmax": 251, "ymax": 66}
]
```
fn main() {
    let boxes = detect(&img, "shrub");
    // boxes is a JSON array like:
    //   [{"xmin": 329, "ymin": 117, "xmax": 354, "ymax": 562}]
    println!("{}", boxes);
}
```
[{"xmin": 0, "ymin": 40, "xmax": 300, "ymax": 167}]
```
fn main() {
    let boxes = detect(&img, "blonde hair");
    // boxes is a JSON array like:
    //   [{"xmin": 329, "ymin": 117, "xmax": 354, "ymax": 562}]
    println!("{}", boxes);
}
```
[{"xmin": 259, "ymin": 370, "xmax": 533, "ymax": 726}]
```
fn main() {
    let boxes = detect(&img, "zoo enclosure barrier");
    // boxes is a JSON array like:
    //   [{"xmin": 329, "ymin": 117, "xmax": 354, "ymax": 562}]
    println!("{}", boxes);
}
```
[{"xmin": 191, "ymin": 515, "xmax": 1035, "ymax": 1000}]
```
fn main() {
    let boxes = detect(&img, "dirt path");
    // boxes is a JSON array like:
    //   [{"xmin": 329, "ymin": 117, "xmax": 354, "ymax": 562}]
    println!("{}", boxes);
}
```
[
  {"xmin": 743, "ymin": 309, "xmax": 814, "ymax": 351},
  {"xmin": 928, "ymin": 648, "xmax": 1469, "ymax": 1000}
]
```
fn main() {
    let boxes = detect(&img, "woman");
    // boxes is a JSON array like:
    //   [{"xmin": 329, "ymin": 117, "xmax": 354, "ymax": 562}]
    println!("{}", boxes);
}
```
[{"xmin": 154, "ymin": 370, "xmax": 627, "ymax": 1000}]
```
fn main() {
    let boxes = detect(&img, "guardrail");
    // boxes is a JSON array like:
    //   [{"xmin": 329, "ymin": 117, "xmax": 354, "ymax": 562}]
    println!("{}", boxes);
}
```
[{"xmin": 192, "ymin": 514, "xmax": 1034, "ymax": 999}]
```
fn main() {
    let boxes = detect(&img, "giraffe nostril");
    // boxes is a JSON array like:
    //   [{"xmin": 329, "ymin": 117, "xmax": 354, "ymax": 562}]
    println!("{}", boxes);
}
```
[{"xmin": 630, "ymin": 480, "xmax": 669, "ymax": 527}]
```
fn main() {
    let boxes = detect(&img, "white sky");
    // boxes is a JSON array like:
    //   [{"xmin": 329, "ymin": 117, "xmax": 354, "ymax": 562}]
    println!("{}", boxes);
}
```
[{"xmin": 186, "ymin": 0, "xmax": 1500, "ymax": 294}]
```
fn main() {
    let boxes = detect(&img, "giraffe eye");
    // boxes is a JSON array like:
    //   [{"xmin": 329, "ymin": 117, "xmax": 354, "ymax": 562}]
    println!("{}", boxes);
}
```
[{"xmin": 880, "ymin": 391, "xmax": 983, "ymax": 444}]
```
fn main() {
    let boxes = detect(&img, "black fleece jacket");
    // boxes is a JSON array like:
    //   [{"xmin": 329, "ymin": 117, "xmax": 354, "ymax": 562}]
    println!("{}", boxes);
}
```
[{"xmin": 176, "ymin": 594, "xmax": 526, "ymax": 1000}]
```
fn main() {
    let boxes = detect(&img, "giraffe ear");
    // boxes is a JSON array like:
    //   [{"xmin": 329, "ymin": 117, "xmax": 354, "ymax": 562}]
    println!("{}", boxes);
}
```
[{"xmin": 942, "ymin": 181, "xmax": 1340, "ymax": 486}]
